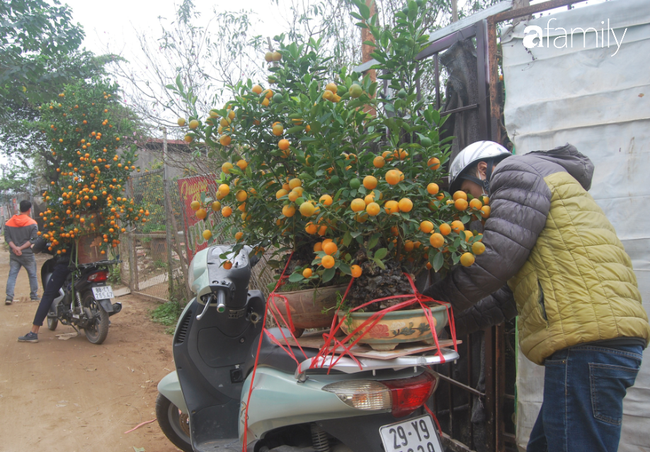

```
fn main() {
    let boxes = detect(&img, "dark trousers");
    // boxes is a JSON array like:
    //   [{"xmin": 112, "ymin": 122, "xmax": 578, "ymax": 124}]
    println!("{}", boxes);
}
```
[{"xmin": 33, "ymin": 259, "xmax": 72, "ymax": 327}]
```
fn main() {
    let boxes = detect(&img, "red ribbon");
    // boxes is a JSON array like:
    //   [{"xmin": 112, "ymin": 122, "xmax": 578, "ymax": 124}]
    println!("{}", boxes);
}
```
[
  {"xmin": 242, "ymin": 252, "xmax": 303, "ymax": 450},
  {"xmin": 311, "ymin": 273, "xmax": 457, "ymax": 371},
  {"xmin": 423, "ymin": 403, "xmax": 444, "ymax": 437},
  {"xmin": 241, "ymin": 257, "xmax": 457, "ymax": 451}
]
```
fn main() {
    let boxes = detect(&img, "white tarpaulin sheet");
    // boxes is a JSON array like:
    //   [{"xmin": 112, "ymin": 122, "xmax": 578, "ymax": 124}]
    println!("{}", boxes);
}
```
[{"xmin": 501, "ymin": 0, "xmax": 650, "ymax": 450}]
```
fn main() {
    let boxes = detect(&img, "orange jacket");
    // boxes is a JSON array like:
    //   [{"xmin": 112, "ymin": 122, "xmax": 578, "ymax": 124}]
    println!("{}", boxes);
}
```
[{"xmin": 4, "ymin": 214, "xmax": 38, "ymax": 255}]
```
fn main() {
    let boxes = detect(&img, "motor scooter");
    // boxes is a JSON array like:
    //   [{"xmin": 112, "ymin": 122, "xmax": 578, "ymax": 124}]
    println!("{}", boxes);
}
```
[{"xmin": 157, "ymin": 244, "xmax": 458, "ymax": 452}]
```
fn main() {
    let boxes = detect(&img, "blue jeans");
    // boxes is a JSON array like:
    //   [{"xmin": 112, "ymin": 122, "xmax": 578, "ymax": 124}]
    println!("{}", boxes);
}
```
[
  {"xmin": 527, "ymin": 343, "xmax": 643, "ymax": 452},
  {"xmin": 6, "ymin": 253, "xmax": 38, "ymax": 300}
]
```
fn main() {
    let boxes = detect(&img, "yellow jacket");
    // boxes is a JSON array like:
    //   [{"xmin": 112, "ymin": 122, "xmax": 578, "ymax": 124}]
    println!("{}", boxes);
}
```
[
  {"xmin": 509, "ymin": 171, "xmax": 649, "ymax": 364},
  {"xmin": 424, "ymin": 144, "xmax": 649, "ymax": 364}
]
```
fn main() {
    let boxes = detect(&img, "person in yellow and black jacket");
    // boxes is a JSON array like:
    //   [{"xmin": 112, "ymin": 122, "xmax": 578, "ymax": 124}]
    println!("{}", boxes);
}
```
[
  {"xmin": 423, "ymin": 141, "xmax": 650, "ymax": 452},
  {"xmin": 4, "ymin": 200, "xmax": 39, "ymax": 304}
]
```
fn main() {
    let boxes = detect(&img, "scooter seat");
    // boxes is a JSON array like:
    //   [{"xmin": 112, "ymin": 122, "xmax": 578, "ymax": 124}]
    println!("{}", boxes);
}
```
[{"xmin": 251, "ymin": 327, "xmax": 320, "ymax": 375}]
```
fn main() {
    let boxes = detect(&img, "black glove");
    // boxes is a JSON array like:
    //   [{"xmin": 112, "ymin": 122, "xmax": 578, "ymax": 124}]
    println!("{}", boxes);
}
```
[{"xmin": 449, "ymin": 285, "xmax": 518, "ymax": 337}]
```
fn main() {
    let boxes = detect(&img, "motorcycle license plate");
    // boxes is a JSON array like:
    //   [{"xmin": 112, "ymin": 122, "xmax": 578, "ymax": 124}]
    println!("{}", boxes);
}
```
[
  {"xmin": 379, "ymin": 415, "xmax": 443, "ymax": 452},
  {"xmin": 92, "ymin": 286, "xmax": 114, "ymax": 300}
]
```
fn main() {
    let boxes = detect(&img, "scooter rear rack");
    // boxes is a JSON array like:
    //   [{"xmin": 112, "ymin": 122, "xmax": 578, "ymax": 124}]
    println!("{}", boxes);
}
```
[{"xmin": 295, "ymin": 348, "xmax": 459, "ymax": 381}]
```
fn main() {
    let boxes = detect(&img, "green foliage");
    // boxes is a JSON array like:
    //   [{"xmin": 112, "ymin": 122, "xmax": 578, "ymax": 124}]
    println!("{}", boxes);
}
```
[
  {"xmin": 130, "ymin": 162, "xmax": 184, "ymax": 234},
  {"xmin": 0, "ymin": 0, "xmax": 104, "ymax": 110},
  {"xmin": 271, "ymin": 0, "xmax": 498, "ymax": 86},
  {"xmin": 37, "ymin": 78, "xmax": 148, "ymax": 254},
  {"xmin": 132, "ymin": 166, "xmax": 166, "ymax": 233},
  {"xmin": 151, "ymin": 300, "xmax": 183, "ymax": 334},
  {"xmin": 107, "ymin": 265, "xmax": 121, "ymax": 284},
  {"xmin": 0, "ymin": 1, "xmax": 123, "ymax": 197},
  {"xmin": 0, "ymin": 165, "xmax": 32, "ymax": 193},
  {"xmin": 172, "ymin": 1, "xmax": 492, "ymax": 284}
]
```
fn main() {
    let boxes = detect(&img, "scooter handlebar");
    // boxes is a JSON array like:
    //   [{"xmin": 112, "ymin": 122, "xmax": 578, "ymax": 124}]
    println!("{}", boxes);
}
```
[
  {"xmin": 216, "ymin": 290, "xmax": 226, "ymax": 313},
  {"xmin": 196, "ymin": 289, "xmax": 229, "ymax": 320},
  {"xmin": 196, "ymin": 294, "xmax": 213, "ymax": 321}
]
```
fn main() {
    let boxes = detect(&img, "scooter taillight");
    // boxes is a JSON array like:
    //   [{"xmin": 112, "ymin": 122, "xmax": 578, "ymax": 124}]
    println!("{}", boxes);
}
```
[
  {"xmin": 382, "ymin": 372, "xmax": 438, "ymax": 417},
  {"xmin": 322, "ymin": 372, "xmax": 438, "ymax": 418},
  {"xmin": 87, "ymin": 271, "xmax": 108, "ymax": 282},
  {"xmin": 322, "ymin": 380, "xmax": 391, "ymax": 411}
]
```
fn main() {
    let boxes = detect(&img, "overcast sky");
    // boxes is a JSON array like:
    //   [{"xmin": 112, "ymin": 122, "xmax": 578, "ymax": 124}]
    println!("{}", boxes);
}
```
[
  {"xmin": 64, "ymin": 0, "xmax": 605, "ymax": 70},
  {"xmin": 62, "ymin": 0, "xmax": 285, "ymax": 62}
]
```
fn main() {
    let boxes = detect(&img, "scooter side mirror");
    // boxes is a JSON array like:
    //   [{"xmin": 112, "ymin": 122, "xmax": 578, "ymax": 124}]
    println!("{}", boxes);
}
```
[{"xmin": 249, "ymin": 253, "xmax": 261, "ymax": 268}]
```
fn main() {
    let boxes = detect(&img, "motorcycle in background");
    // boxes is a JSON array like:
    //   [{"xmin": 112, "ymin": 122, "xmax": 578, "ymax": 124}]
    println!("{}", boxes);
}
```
[
  {"xmin": 42, "ymin": 256, "xmax": 122, "ymax": 345},
  {"xmin": 157, "ymin": 244, "xmax": 456, "ymax": 452}
]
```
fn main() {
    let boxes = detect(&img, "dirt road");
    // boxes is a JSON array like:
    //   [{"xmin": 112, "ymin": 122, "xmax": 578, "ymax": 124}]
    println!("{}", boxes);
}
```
[{"xmin": 0, "ymin": 249, "xmax": 182, "ymax": 452}]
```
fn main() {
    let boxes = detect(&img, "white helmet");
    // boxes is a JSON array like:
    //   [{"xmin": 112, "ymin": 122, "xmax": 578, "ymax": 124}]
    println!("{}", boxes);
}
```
[{"xmin": 449, "ymin": 141, "xmax": 511, "ymax": 193}]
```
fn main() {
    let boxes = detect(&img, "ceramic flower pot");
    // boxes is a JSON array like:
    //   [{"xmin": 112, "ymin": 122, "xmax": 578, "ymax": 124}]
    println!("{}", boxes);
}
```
[
  {"xmin": 337, "ymin": 305, "xmax": 449, "ymax": 351},
  {"xmin": 269, "ymin": 285, "xmax": 347, "ymax": 337}
]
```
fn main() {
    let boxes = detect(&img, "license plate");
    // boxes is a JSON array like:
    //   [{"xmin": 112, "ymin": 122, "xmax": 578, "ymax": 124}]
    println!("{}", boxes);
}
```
[
  {"xmin": 379, "ymin": 415, "xmax": 443, "ymax": 452},
  {"xmin": 92, "ymin": 286, "xmax": 114, "ymax": 300}
]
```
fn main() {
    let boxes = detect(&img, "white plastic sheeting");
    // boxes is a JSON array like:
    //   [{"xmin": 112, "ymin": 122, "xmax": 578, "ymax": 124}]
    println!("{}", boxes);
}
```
[{"xmin": 501, "ymin": 0, "xmax": 650, "ymax": 450}]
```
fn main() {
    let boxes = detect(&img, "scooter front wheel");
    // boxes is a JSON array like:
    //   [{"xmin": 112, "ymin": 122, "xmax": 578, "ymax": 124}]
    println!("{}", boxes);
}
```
[{"xmin": 156, "ymin": 393, "xmax": 192, "ymax": 452}]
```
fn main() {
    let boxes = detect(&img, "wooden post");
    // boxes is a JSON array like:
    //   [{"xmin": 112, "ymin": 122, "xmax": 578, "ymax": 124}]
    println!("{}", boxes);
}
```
[
  {"xmin": 362, "ymin": 0, "xmax": 377, "ymax": 117},
  {"xmin": 162, "ymin": 127, "xmax": 175, "ymax": 300},
  {"xmin": 128, "ymin": 177, "xmax": 139, "ymax": 292},
  {"xmin": 126, "ymin": 178, "xmax": 135, "ymax": 291},
  {"xmin": 168, "ymin": 196, "xmax": 191, "ymax": 301},
  {"xmin": 361, "ymin": 0, "xmax": 377, "ymax": 80}
]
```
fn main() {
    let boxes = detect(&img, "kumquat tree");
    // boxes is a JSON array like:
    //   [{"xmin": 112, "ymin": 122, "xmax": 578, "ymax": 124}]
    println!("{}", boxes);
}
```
[
  {"xmin": 174, "ymin": 0, "xmax": 490, "ymax": 308},
  {"xmin": 37, "ymin": 78, "xmax": 148, "ymax": 258}
]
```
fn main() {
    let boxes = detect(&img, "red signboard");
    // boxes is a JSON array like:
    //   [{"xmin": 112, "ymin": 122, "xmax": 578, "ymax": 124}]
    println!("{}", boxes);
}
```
[{"xmin": 177, "ymin": 174, "xmax": 218, "ymax": 262}]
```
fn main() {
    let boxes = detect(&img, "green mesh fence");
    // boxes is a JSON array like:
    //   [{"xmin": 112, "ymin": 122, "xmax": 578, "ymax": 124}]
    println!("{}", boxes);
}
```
[{"xmin": 119, "ymin": 169, "xmax": 187, "ymax": 302}]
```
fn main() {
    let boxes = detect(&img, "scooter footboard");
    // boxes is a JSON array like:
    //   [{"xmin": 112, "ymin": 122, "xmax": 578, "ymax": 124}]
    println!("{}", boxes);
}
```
[{"xmin": 192, "ymin": 402, "xmax": 242, "ymax": 447}]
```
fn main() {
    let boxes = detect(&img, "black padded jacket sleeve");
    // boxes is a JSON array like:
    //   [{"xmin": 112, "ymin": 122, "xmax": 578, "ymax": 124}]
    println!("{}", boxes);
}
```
[
  {"xmin": 423, "ymin": 157, "xmax": 552, "ymax": 311},
  {"xmin": 453, "ymin": 285, "xmax": 518, "ymax": 336}
]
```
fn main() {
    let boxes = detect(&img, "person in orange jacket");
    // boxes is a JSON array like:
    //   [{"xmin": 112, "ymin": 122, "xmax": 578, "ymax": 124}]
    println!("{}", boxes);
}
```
[{"xmin": 4, "ymin": 200, "xmax": 39, "ymax": 304}]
